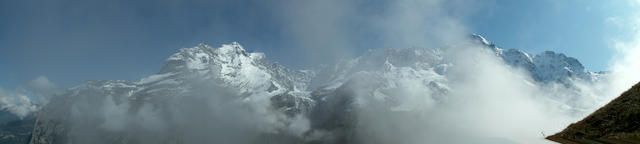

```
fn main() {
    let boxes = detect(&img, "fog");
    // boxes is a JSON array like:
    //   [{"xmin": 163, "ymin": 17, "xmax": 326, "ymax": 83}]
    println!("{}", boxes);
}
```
[
  {"xmin": 3, "ymin": 0, "xmax": 640, "ymax": 144},
  {"xmin": 347, "ymin": 43, "xmax": 576, "ymax": 144},
  {"xmin": 64, "ymin": 79, "xmax": 302, "ymax": 144},
  {"xmin": 31, "ymin": 36, "xmax": 637, "ymax": 144}
]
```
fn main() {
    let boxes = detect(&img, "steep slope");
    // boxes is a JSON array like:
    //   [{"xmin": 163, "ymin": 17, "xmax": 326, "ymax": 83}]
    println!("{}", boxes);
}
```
[
  {"xmin": 145, "ymin": 42, "xmax": 315, "ymax": 115},
  {"xmin": 546, "ymin": 82, "xmax": 640, "ymax": 144},
  {"xmin": 26, "ymin": 35, "xmax": 606, "ymax": 143},
  {"xmin": 29, "ymin": 43, "xmax": 315, "ymax": 144}
]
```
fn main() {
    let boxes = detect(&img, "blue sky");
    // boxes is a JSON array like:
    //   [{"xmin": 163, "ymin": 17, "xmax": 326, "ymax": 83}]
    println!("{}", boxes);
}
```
[
  {"xmin": 0, "ymin": 0, "xmax": 636, "ymax": 89},
  {"xmin": 471, "ymin": 0, "xmax": 634, "ymax": 72}
]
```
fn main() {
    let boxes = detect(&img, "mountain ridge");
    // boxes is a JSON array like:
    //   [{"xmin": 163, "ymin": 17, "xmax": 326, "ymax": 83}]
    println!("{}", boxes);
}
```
[{"xmin": 18, "ymin": 35, "xmax": 607, "ymax": 144}]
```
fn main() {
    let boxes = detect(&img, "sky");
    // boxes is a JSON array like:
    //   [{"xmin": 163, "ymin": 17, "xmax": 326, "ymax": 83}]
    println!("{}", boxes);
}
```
[{"xmin": 0, "ymin": 0, "xmax": 637, "ymax": 89}]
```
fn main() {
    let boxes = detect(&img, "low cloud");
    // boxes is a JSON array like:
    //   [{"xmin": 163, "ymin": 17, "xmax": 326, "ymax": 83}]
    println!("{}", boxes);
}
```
[
  {"xmin": 59, "ymin": 77, "xmax": 307, "ymax": 144},
  {"xmin": 331, "ymin": 42, "xmax": 601, "ymax": 144},
  {"xmin": 0, "ymin": 76, "xmax": 58, "ymax": 119},
  {"xmin": 24, "ymin": 1, "xmax": 640, "ymax": 144},
  {"xmin": 27, "ymin": 76, "xmax": 59, "ymax": 105},
  {"xmin": 0, "ymin": 89, "xmax": 36, "ymax": 119}
]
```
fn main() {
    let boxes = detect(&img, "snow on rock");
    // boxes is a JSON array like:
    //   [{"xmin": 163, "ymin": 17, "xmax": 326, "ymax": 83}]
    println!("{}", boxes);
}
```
[
  {"xmin": 29, "ymin": 38, "xmax": 606, "ymax": 144},
  {"xmin": 533, "ymin": 51, "xmax": 591, "ymax": 82},
  {"xmin": 471, "ymin": 34, "xmax": 599, "ymax": 83}
]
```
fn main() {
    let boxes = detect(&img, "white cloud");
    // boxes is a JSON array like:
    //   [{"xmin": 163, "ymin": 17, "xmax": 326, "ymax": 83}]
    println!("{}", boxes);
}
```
[
  {"xmin": 0, "ymin": 87, "xmax": 37, "ymax": 118},
  {"xmin": 344, "ymin": 42, "xmax": 596, "ymax": 144},
  {"xmin": 27, "ymin": 75, "xmax": 59, "ymax": 105},
  {"xmin": 605, "ymin": 0, "xmax": 640, "ymax": 98},
  {"xmin": 0, "ymin": 76, "xmax": 59, "ymax": 118}
]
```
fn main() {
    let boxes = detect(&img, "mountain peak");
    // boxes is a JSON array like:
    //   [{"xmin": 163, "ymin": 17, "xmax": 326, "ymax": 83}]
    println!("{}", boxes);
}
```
[
  {"xmin": 470, "ymin": 35, "xmax": 594, "ymax": 82},
  {"xmin": 470, "ymin": 34, "xmax": 493, "ymax": 46},
  {"xmin": 159, "ymin": 42, "xmax": 253, "ymax": 73},
  {"xmin": 218, "ymin": 41, "xmax": 248, "ymax": 57},
  {"xmin": 533, "ymin": 50, "xmax": 589, "ymax": 82},
  {"xmin": 195, "ymin": 43, "xmax": 208, "ymax": 48}
]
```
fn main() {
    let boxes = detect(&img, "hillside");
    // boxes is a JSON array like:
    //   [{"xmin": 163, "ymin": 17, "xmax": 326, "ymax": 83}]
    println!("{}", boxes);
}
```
[{"xmin": 547, "ymin": 82, "xmax": 640, "ymax": 144}]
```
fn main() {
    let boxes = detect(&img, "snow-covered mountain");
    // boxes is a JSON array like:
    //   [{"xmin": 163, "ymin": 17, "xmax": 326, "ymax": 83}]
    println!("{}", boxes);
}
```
[
  {"xmin": 145, "ymin": 42, "xmax": 315, "ymax": 115},
  {"xmin": 27, "ymin": 35, "xmax": 605, "ymax": 144},
  {"xmin": 30, "ymin": 42, "xmax": 318, "ymax": 144},
  {"xmin": 471, "ymin": 34, "xmax": 601, "ymax": 83}
]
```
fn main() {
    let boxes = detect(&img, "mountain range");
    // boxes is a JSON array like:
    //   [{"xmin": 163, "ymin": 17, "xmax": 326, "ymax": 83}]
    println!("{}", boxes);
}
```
[{"xmin": 0, "ymin": 35, "xmax": 606, "ymax": 144}]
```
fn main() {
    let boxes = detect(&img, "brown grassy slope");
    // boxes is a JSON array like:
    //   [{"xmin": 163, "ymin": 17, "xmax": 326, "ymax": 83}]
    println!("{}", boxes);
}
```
[{"xmin": 547, "ymin": 82, "xmax": 640, "ymax": 144}]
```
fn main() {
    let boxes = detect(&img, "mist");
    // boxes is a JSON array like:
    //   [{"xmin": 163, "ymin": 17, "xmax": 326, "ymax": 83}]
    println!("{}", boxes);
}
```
[
  {"xmin": 6, "ymin": 0, "xmax": 640, "ymax": 144},
  {"xmin": 344, "ymin": 43, "xmax": 576, "ymax": 144},
  {"xmin": 47, "ymin": 77, "xmax": 309, "ymax": 144},
  {"xmin": 28, "ymin": 39, "xmax": 637, "ymax": 144},
  {"xmin": 28, "ymin": 38, "xmax": 635, "ymax": 144}
]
